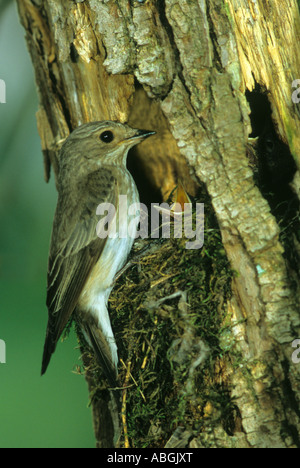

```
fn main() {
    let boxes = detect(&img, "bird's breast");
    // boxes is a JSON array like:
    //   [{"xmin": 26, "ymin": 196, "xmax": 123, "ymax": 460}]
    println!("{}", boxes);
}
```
[{"xmin": 78, "ymin": 175, "xmax": 139, "ymax": 310}]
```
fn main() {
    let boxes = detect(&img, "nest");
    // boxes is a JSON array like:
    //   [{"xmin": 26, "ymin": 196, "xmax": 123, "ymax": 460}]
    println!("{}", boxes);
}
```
[{"xmin": 76, "ymin": 185, "xmax": 235, "ymax": 448}]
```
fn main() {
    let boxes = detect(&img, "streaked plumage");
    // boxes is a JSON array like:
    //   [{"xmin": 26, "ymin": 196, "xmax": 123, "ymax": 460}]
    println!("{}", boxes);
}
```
[{"xmin": 41, "ymin": 121, "xmax": 155, "ymax": 383}]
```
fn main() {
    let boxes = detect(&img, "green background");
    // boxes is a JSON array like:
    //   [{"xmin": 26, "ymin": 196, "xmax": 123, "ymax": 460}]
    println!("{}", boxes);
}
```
[{"xmin": 0, "ymin": 2, "xmax": 94, "ymax": 448}]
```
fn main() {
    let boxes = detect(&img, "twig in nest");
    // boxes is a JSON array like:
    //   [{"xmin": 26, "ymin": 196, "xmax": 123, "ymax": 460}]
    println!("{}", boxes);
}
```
[
  {"xmin": 121, "ymin": 359, "xmax": 131, "ymax": 448},
  {"xmin": 141, "ymin": 316, "xmax": 158, "ymax": 370}
]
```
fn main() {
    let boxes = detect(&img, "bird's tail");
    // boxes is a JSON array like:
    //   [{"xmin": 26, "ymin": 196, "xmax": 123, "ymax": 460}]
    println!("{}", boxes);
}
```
[
  {"xmin": 41, "ymin": 319, "xmax": 65, "ymax": 376},
  {"xmin": 41, "ymin": 331, "xmax": 56, "ymax": 376},
  {"xmin": 77, "ymin": 300, "xmax": 118, "ymax": 386}
]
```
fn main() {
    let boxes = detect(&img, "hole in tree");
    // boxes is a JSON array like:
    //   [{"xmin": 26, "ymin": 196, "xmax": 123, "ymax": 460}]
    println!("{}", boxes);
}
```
[
  {"xmin": 246, "ymin": 84, "xmax": 299, "ymax": 271},
  {"xmin": 246, "ymin": 85, "xmax": 297, "ymax": 204},
  {"xmin": 127, "ymin": 86, "xmax": 200, "ymax": 209},
  {"xmin": 127, "ymin": 148, "xmax": 163, "ymax": 207}
]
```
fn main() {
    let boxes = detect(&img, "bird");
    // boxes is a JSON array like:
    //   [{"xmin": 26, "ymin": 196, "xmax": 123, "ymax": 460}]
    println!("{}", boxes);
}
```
[{"xmin": 41, "ymin": 121, "xmax": 155, "ymax": 384}]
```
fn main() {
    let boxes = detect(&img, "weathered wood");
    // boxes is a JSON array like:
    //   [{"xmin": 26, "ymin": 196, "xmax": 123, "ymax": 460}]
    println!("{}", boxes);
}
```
[{"xmin": 17, "ymin": 0, "xmax": 300, "ymax": 448}]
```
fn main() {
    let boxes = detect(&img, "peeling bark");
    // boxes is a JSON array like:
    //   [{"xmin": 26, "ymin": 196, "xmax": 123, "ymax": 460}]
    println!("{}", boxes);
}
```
[{"xmin": 17, "ymin": 0, "xmax": 300, "ymax": 448}]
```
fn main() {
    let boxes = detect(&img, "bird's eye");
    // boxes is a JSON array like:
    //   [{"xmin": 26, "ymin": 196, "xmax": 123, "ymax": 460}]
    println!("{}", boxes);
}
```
[{"xmin": 100, "ymin": 130, "xmax": 114, "ymax": 143}]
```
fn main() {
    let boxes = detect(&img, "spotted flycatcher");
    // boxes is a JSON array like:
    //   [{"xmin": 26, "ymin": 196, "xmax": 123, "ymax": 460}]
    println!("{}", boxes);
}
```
[{"xmin": 41, "ymin": 121, "xmax": 155, "ymax": 383}]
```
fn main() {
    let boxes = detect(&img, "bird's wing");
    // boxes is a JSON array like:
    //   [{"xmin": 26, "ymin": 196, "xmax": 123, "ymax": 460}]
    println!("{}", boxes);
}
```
[{"xmin": 42, "ymin": 167, "xmax": 118, "ymax": 375}]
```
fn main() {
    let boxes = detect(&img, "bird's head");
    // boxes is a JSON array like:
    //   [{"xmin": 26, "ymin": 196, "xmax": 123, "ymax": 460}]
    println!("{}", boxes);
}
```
[{"xmin": 58, "ymin": 121, "xmax": 155, "ymax": 181}]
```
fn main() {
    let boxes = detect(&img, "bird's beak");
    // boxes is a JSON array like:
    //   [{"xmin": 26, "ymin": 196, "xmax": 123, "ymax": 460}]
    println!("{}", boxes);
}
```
[
  {"xmin": 132, "ymin": 129, "xmax": 156, "ymax": 140},
  {"xmin": 123, "ymin": 129, "xmax": 156, "ymax": 144}
]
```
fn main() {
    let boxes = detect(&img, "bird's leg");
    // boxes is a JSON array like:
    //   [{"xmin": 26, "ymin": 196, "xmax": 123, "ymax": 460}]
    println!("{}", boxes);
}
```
[{"xmin": 113, "ymin": 242, "xmax": 153, "ymax": 284}]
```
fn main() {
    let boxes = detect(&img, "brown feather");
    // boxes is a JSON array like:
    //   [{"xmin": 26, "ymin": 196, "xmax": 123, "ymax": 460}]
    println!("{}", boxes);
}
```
[
  {"xmin": 41, "ymin": 168, "xmax": 117, "ymax": 375},
  {"xmin": 78, "ymin": 315, "xmax": 118, "ymax": 386}
]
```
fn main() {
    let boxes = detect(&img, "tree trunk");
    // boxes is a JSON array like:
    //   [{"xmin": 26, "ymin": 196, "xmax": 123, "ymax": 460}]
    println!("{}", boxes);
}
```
[{"xmin": 17, "ymin": 0, "xmax": 300, "ymax": 448}]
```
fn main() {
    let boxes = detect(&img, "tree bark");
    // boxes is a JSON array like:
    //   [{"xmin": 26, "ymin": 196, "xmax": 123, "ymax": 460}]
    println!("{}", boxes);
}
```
[{"xmin": 17, "ymin": 0, "xmax": 300, "ymax": 448}]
